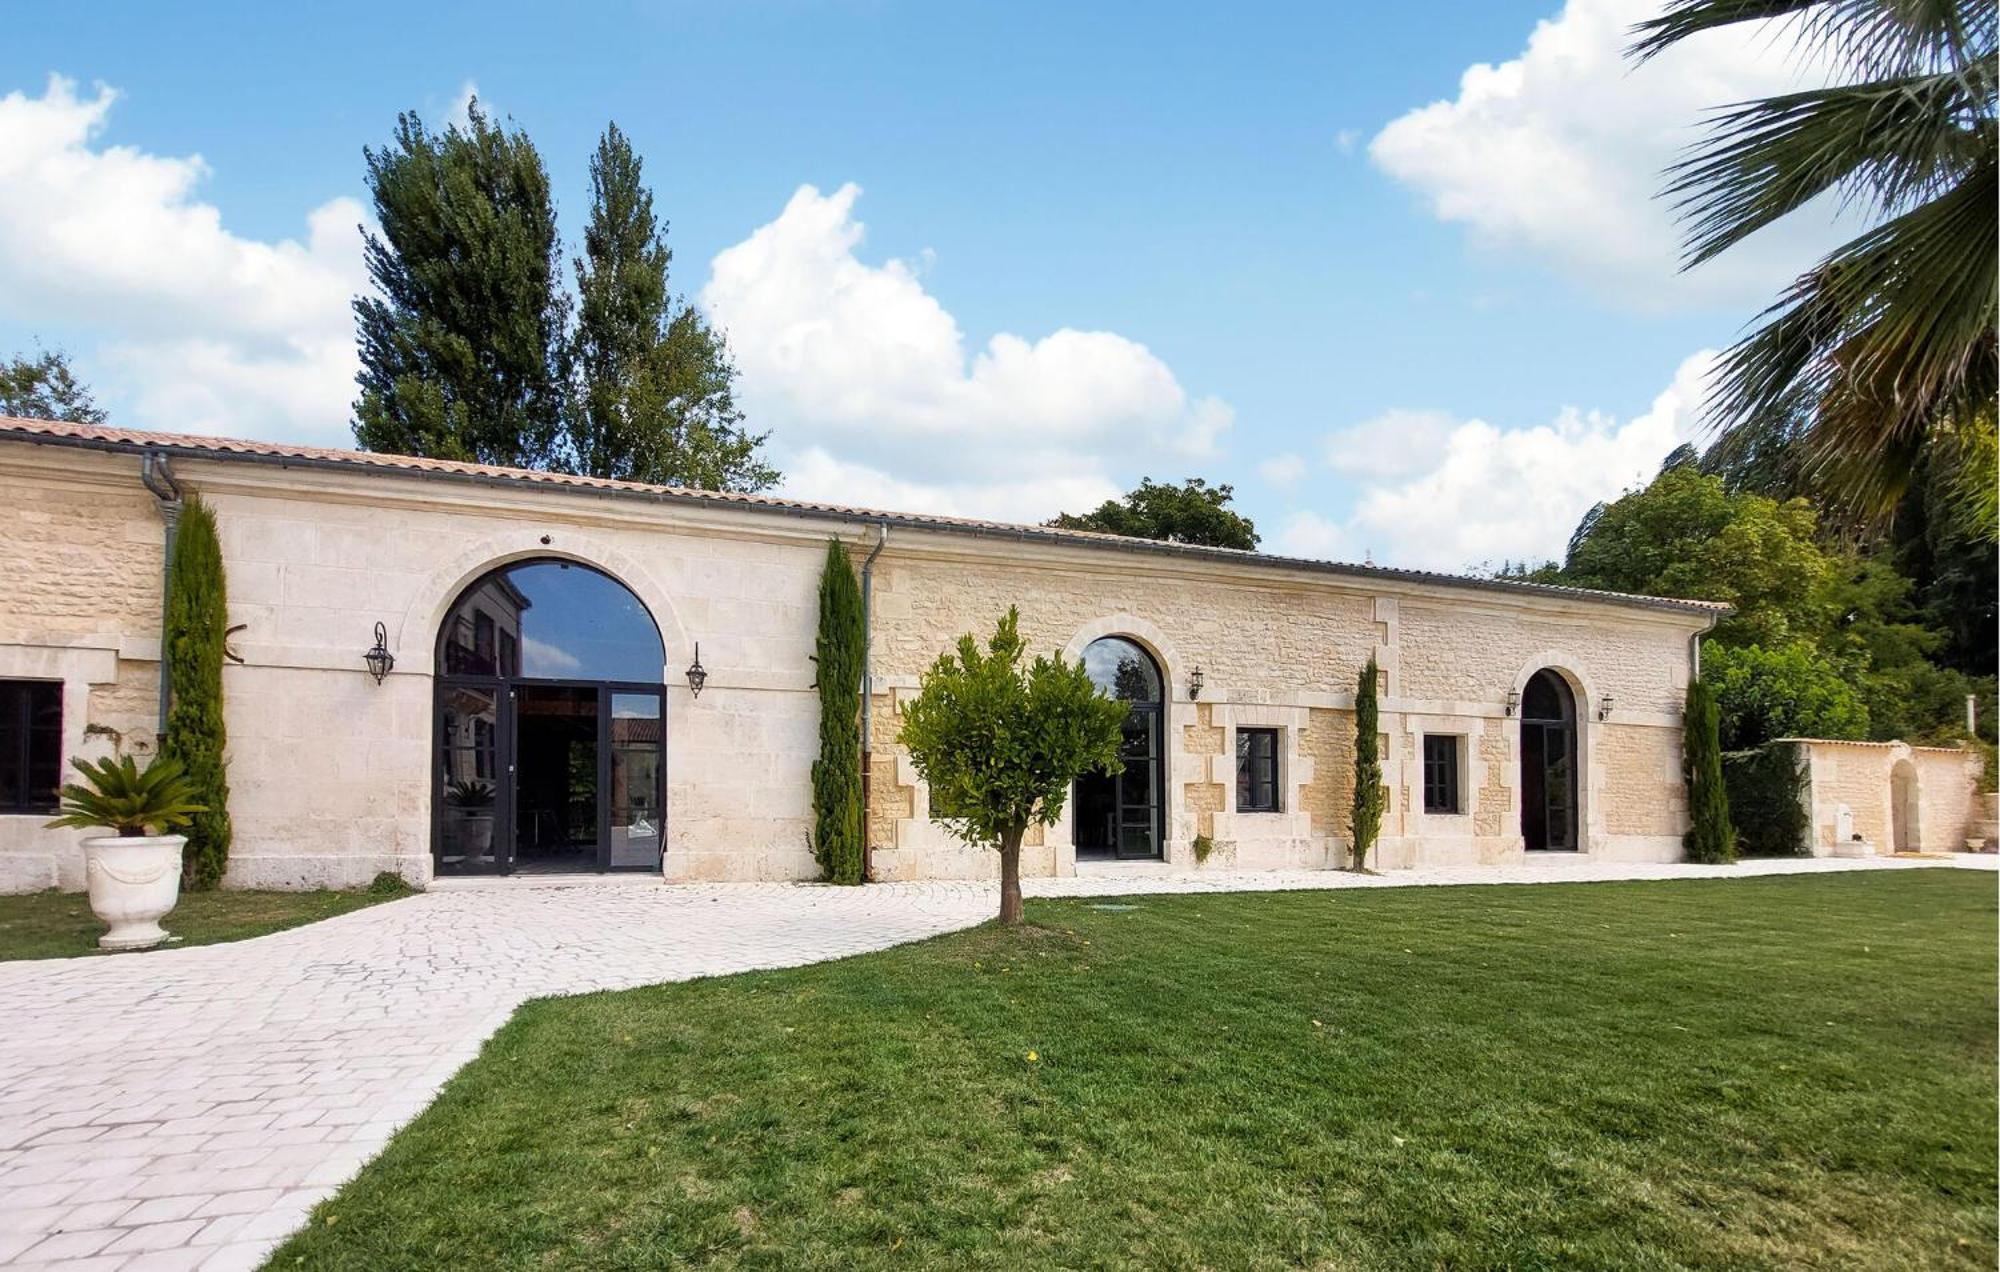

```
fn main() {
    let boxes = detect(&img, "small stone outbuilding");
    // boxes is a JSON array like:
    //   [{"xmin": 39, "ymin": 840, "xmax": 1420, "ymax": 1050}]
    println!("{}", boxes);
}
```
[
  {"xmin": 1786, "ymin": 738, "xmax": 1988, "ymax": 856},
  {"xmin": 0, "ymin": 417, "xmax": 1728, "ymax": 891}
]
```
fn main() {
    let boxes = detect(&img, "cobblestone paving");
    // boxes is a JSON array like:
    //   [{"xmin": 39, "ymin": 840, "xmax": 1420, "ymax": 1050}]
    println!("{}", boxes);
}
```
[{"xmin": 1, "ymin": 854, "xmax": 1989, "ymax": 1269}]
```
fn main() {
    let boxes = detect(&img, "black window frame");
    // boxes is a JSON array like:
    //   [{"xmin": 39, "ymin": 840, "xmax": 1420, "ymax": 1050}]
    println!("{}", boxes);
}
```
[
  {"xmin": 1236, "ymin": 727, "xmax": 1282, "ymax": 814},
  {"xmin": 0, "ymin": 679, "xmax": 63, "ymax": 815},
  {"xmin": 1422, "ymin": 733, "xmax": 1463, "ymax": 815}
]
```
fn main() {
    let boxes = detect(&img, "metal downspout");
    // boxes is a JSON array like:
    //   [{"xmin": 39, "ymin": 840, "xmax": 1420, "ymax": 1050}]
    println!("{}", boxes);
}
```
[
  {"xmin": 858, "ymin": 524, "xmax": 889, "ymax": 881},
  {"xmin": 140, "ymin": 453, "xmax": 184, "ymax": 737}
]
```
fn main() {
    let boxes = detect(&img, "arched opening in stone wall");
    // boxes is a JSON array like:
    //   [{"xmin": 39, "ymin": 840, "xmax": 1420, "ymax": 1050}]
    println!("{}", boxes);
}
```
[
  {"xmin": 1891, "ymin": 759, "xmax": 1921, "ymax": 852},
  {"xmin": 1072, "ymin": 635, "xmax": 1165, "ymax": 861},
  {"xmin": 433, "ymin": 558, "xmax": 666, "ymax": 875},
  {"xmin": 1519, "ymin": 668, "xmax": 1579, "ymax": 852}
]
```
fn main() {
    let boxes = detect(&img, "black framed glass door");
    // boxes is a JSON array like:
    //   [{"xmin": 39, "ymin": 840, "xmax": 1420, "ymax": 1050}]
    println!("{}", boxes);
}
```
[
  {"xmin": 1073, "ymin": 635, "xmax": 1166, "ymax": 861},
  {"xmin": 1112, "ymin": 704, "xmax": 1163, "ymax": 859},
  {"xmin": 1520, "ymin": 669, "xmax": 1578, "ymax": 852}
]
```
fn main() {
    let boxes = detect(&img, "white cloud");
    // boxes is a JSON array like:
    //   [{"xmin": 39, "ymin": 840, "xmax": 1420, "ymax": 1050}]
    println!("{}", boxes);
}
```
[
  {"xmin": 1275, "ymin": 510, "xmax": 1351, "ymax": 562},
  {"xmin": 1258, "ymin": 453, "xmax": 1307, "ymax": 488},
  {"xmin": 1333, "ymin": 128, "xmax": 1361, "ymax": 154},
  {"xmin": 700, "ymin": 183, "xmax": 1232, "ymax": 514},
  {"xmin": 520, "ymin": 635, "xmax": 581, "ymax": 675},
  {"xmin": 0, "ymin": 76, "xmax": 366, "ymax": 442},
  {"xmin": 1370, "ymin": 0, "xmax": 1845, "ymax": 307},
  {"xmin": 1330, "ymin": 351, "xmax": 1715, "ymax": 571},
  {"xmin": 1323, "ymin": 408, "xmax": 1458, "ymax": 479}
]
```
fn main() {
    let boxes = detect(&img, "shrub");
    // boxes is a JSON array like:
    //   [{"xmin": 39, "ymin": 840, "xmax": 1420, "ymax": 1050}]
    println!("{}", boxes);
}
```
[
  {"xmin": 1683, "ymin": 679, "xmax": 1737, "ymax": 863},
  {"xmin": 1722, "ymin": 742, "xmax": 1810, "ymax": 857},
  {"xmin": 161, "ymin": 494, "xmax": 233, "ymax": 889},
  {"xmin": 1348, "ymin": 656, "xmax": 1384, "ymax": 870},
  {"xmin": 810, "ymin": 539, "xmax": 865, "ymax": 884},
  {"xmin": 45, "ymin": 754, "xmax": 205, "ymax": 838}
]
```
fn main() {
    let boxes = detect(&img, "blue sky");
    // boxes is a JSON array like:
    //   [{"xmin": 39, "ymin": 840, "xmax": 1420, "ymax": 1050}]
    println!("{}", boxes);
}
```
[{"xmin": 0, "ymin": 0, "xmax": 1837, "ymax": 570}]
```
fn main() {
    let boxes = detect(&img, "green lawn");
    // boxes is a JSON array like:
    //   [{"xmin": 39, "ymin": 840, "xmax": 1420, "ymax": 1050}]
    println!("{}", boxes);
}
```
[
  {"xmin": 272, "ymin": 871, "xmax": 1996, "ymax": 1270},
  {"xmin": 0, "ymin": 877, "xmax": 414, "ymax": 961}
]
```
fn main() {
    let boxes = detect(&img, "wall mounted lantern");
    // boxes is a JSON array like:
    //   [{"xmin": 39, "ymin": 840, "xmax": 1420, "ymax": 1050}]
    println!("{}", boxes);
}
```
[
  {"xmin": 364, "ymin": 622, "xmax": 395, "ymax": 684},
  {"xmin": 1504, "ymin": 687, "xmax": 1520, "ymax": 717},
  {"xmin": 685, "ymin": 642, "xmax": 708, "ymax": 698},
  {"xmin": 1188, "ymin": 664, "xmax": 1205, "ymax": 700},
  {"xmin": 1597, "ymin": 693, "xmax": 1615, "ymax": 722}
]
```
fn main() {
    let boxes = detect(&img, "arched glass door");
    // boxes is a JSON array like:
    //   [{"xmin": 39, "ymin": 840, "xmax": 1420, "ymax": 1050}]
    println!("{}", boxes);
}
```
[
  {"xmin": 1073, "ymin": 637, "xmax": 1165, "ymax": 860},
  {"xmin": 434, "ymin": 560, "xmax": 666, "ymax": 875},
  {"xmin": 1520, "ymin": 669, "xmax": 1578, "ymax": 852}
]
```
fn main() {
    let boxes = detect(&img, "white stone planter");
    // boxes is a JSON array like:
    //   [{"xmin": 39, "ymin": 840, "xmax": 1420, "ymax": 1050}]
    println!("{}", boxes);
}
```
[{"xmin": 83, "ymin": 835, "xmax": 186, "ymax": 951}]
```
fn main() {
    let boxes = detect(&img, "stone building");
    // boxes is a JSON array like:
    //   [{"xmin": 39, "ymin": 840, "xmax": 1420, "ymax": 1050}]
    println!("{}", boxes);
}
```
[
  {"xmin": 1786, "ymin": 738, "xmax": 1986, "ymax": 856},
  {"xmin": 0, "ymin": 417, "xmax": 1727, "ymax": 891}
]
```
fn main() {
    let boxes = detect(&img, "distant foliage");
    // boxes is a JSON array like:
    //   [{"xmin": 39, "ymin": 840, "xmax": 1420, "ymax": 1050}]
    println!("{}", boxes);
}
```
[
  {"xmin": 1348, "ymin": 657, "xmax": 1384, "ymax": 870},
  {"xmin": 1722, "ymin": 743, "xmax": 1810, "ymax": 858},
  {"xmin": 1682, "ymin": 679, "xmax": 1737, "ymax": 864},
  {"xmin": 810, "ymin": 540, "xmax": 865, "ymax": 885},
  {"xmin": 1703, "ymin": 642, "xmax": 1869, "ymax": 751},
  {"xmin": 1, "ymin": 348, "xmax": 105, "ymax": 424},
  {"xmin": 1048, "ymin": 477, "xmax": 1259, "ymax": 551},
  {"xmin": 160, "ymin": 495, "xmax": 233, "ymax": 888}
]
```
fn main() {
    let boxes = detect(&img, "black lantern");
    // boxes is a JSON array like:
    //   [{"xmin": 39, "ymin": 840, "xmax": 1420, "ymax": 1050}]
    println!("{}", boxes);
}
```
[
  {"xmin": 1188, "ymin": 664, "xmax": 1205, "ymax": 700},
  {"xmin": 364, "ymin": 621, "xmax": 395, "ymax": 684},
  {"xmin": 1504, "ymin": 687, "xmax": 1520, "ymax": 717},
  {"xmin": 685, "ymin": 642, "xmax": 707, "ymax": 698},
  {"xmin": 1597, "ymin": 693, "xmax": 1615, "ymax": 721}
]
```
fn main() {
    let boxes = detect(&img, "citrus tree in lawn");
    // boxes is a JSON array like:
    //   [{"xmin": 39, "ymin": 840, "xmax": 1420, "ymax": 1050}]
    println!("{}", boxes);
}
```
[{"xmin": 899, "ymin": 608, "xmax": 1128, "ymax": 924}]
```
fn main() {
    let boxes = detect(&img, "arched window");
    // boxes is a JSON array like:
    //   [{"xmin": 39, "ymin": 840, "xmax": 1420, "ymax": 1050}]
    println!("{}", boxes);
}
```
[
  {"xmin": 1082, "ymin": 636, "xmax": 1162, "ymax": 703},
  {"xmin": 439, "ymin": 560, "xmax": 663, "ymax": 683},
  {"xmin": 1074, "ymin": 636, "xmax": 1165, "ymax": 860}
]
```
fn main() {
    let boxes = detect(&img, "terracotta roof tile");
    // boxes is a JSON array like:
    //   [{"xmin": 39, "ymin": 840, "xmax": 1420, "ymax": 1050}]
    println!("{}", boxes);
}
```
[{"xmin": 0, "ymin": 415, "xmax": 1730, "ymax": 617}]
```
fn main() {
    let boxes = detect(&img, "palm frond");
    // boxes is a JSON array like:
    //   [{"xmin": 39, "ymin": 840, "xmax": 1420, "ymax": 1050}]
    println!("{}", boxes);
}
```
[
  {"xmin": 1633, "ymin": 0, "xmax": 1993, "ymax": 80},
  {"xmin": 1667, "ymin": 54, "xmax": 1995, "ymax": 265}
]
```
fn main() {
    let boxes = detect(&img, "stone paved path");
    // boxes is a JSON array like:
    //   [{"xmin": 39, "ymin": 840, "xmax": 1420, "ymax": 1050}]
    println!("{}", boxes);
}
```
[{"xmin": 1, "ymin": 854, "xmax": 1989, "ymax": 1270}]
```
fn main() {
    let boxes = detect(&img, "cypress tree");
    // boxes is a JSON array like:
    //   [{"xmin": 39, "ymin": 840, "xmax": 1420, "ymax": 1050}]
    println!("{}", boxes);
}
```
[
  {"xmin": 1683, "ymin": 678, "xmax": 1737, "ymax": 864},
  {"xmin": 1348, "ymin": 655, "xmax": 1384, "ymax": 870},
  {"xmin": 811, "ymin": 539, "xmax": 865, "ymax": 883},
  {"xmin": 161, "ymin": 495, "xmax": 232, "ymax": 889}
]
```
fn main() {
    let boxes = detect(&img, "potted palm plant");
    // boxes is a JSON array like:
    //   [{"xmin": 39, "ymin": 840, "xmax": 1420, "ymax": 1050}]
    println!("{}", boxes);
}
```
[{"xmin": 45, "ymin": 755, "xmax": 205, "ymax": 950}]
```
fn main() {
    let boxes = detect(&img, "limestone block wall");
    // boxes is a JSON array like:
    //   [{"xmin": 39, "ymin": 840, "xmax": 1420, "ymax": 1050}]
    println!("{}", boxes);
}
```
[
  {"xmin": 0, "ymin": 457, "xmax": 164, "ymax": 890},
  {"xmin": 1798, "ymin": 739, "xmax": 1983, "ymax": 854},
  {"xmin": 1, "ymin": 444, "xmax": 838, "ymax": 890},
  {"xmin": 864, "ymin": 532, "xmax": 1708, "ymax": 878}
]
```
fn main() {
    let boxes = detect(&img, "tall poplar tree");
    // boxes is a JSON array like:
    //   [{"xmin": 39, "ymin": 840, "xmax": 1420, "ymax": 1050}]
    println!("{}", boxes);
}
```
[
  {"xmin": 565, "ymin": 124, "xmax": 776, "ymax": 491},
  {"xmin": 352, "ymin": 101, "xmax": 567, "ymax": 467}
]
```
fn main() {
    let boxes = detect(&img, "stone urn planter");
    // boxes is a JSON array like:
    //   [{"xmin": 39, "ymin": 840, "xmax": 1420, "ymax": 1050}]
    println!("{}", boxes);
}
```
[
  {"xmin": 45, "ymin": 752, "xmax": 206, "ymax": 953},
  {"xmin": 83, "ymin": 834, "xmax": 188, "ymax": 950}
]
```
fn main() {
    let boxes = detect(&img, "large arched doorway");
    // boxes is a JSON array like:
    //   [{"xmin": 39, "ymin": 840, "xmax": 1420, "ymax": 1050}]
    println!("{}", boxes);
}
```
[
  {"xmin": 1520, "ymin": 668, "xmax": 1578, "ymax": 852},
  {"xmin": 434, "ymin": 559, "xmax": 666, "ymax": 875},
  {"xmin": 1072, "ymin": 636, "xmax": 1165, "ymax": 860}
]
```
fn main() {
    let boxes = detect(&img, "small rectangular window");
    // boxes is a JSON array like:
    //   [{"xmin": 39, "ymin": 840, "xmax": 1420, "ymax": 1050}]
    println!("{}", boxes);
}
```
[
  {"xmin": 0, "ymin": 680, "xmax": 63, "ymax": 814},
  {"xmin": 1423, "ymin": 734, "xmax": 1462, "ymax": 815},
  {"xmin": 1236, "ymin": 727, "xmax": 1281, "ymax": 813}
]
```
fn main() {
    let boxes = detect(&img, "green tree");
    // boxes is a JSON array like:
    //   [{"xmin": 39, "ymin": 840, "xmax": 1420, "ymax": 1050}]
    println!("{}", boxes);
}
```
[
  {"xmin": 1682, "ymin": 677, "xmax": 1737, "ymax": 864},
  {"xmin": 352, "ymin": 100, "xmax": 567, "ymax": 467},
  {"xmin": 1703, "ymin": 642, "xmax": 1870, "ymax": 750},
  {"xmin": 1, "ymin": 348, "xmax": 106, "ymax": 424},
  {"xmin": 1634, "ymin": 0, "xmax": 1996, "ymax": 519},
  {"xmin": 1563, "ymin": 466, "xmax": 1831, "ymax": 647},
  {"xmin": 1348, "ymin": 656, "xmax": 1384, "ymax": 870},
  {"xmin": 160, "ymin": 495, "xmax": 232, "ymax": 889},
  {"xmin": 899, "ymin": 609, "xmax": 1128, "ymax": 924},
  {"xmin": 1048, "ymin": 477, "xmax": 1259, "ymax": 550},
  {"xmin": 810, "ymin": 540, "xmax": 865, "ymax": 884},
  {"xmin": 565, "ymin": 124, "xmax": 776, "ymax": 491}
]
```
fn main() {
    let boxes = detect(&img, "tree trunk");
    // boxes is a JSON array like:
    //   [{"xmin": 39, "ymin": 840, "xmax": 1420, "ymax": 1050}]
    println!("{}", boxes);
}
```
[{"xmin": 998, "ymin": 825, "xmax": 1025, "ymax": 925}]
